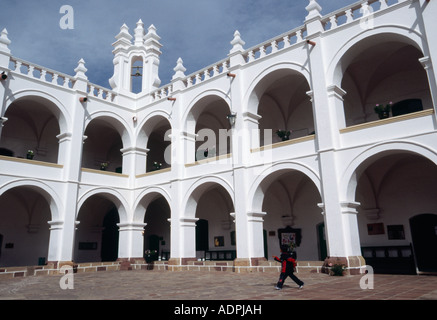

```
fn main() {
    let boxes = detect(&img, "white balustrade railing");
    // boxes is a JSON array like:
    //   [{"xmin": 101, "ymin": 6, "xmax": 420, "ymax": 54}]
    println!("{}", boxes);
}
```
[
  {"xmin": 321, "ymin": 0, "xmax": 400, "ymax": 31},
  {"xmin": 9, "ymin": 56, "xmax": 117, "ymax": 102},
  {"xmin": 150, "ymin": 83, "xmax": 173, "ymax": 101},
  {"xmin": 184, "ymin": 59, "xmax": 229, "ymax": 89},
  {"xmin": 242, "ymin": 25, "xmax": 306, "ymax": 64},
  {"xmin": 10, "ymin": 56, "xmax": 76, "ymax": 89},
  {"xmin": 87, "ymin": 83, "xmax": 116, "ymax": 102}
]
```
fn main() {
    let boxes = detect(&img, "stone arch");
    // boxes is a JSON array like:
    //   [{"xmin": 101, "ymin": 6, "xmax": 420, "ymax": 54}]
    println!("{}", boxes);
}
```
[
  {"xmin": 137, "ymin": 110, "xmax": 172, "ymax": 146},
  {"xmin": 137, "ymin": 112, "xmax": 172, "ymax": 171},
  {"xmin": 182, "ymin": 90, "xmax": 232, "ymax": 134},
  {"xmin": 84, "ymin": 111, "xmax": 132, "ymax": 148},
  {"xmin": 244, "ymin": 63, "xmax": 313, "ymax": 145},
  {"xmin": 327, "ymin": 26, "xmax": 426, "ymax": 87},
  {"xmin": 341, "ymin": 141, "xmax": 437, "ymax": 202},
  {"xmin": 247, "ymin": 161, "xmax": 323, "ymax": 260},
  {"xmin": 0, "ymin": 179, "xmax": 63, "ymax": 222},
  {"xmin": 249, "ymin": 161, "xmax": 321, "ymax": 213},
  {"xmin": 77, "ymin": 187, "xmax": 129, "ymax": 224},
  {"xmin": 4, "ymin": 89, "xmax": 71, "ymax": 135},
  {"xmin": 133, "ymin": 186, "xmax": 172, "ymax": 223},
  {"xmin": 244, "ymin": 62, "xmax": 311, "ymax": 116},
  {"xmin": 182, "ymin": 176, "xmax": 235, "ymax": 219}
]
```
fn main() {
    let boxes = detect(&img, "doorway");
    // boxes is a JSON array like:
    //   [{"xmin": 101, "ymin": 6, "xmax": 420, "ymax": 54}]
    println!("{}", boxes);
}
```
[
  {"xmin": 196, "ymin": 219, "xmax": 209, "ymax": 252},
  {"xmin": 410, "ymin": 214, "xmax": 437, "ymax": 272},
  {"xmin": 317, "ymin": 223, "xmax": 327, "ymax": 261},
  {"xmin": 101, "ymin": 208, "xmax": 119, "ymax": 262}
]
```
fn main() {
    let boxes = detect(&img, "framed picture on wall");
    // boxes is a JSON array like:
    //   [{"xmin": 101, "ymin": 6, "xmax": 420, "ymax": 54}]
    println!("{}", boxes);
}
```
[
  {"xmin": 277, "ymin": 226, "xmax": 302, "ymax": 251},
  {"xmin": 214, "ymin": 236, "xmax": 224, "ymax": 247},
  {"xmin": 387, "ymin": 225, "xmax": 405, "ymax": 240},
  {"xmin": 367, "ymin": 223, "xmax": 385, "ymax": 235}
]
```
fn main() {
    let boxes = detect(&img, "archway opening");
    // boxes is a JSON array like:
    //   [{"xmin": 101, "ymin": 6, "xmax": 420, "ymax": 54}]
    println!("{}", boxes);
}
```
[
  {"xmin": 194, "ymin": 184, "xmax": 235, "ymax": 260},
  {"xmin": 187, "ymin": 96, "xmax": 232, "ymax": 161},
  {"xmin": 145, "ymin": 118, "xmax": 171, "ymax": 172},
  {"xmin": 259, "ymin": 169, "xmax": 322, "ymax": 260},
  {"xmin": 341, "ymin": 36, "xmax": 432, "ymax": 126},
  {"xmin": 1, "ymin": 97, "xmax": 61, "ymax": 163},
  {"xmin": 75, "ymin": 195, "xmax": 120, "ymax": 263},
  {"xmin": 0, "ymin": 186, "xmax": 51, "ymax": 267},
  {"xmin": 355, "ymin": 152, "xmax": 437, "ymax": 274},
  {"xmin": 83, "ymin": 118, "xmax": 123, "ymax": 173},
  {"xmin": 143, "ymin": 196, "xmax": 171, "ymax": 261},
  {"xmin": 253, "ymin": 70, "xmax": 313, "ymax": 146}
]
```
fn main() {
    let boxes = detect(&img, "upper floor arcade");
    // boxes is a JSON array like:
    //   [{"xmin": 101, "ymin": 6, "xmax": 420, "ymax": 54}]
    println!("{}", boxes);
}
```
[{"xmin": 0, "ymin": 0, "xmax": 436, "ymax": 188}]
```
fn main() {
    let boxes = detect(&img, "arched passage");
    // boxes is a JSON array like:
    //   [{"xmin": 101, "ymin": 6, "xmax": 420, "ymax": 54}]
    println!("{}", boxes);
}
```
[
  {"xmin": 331, "ymin": 30, "xmax": 432, "ymax": 127},
  {"xmin": 82, "ymin": 115, "xmax": 130, "ymax": 173},
  {"xmin": 182, "ymin": 179, "xmax": 235, "ymax": 260},
  {"xmin": 74, "ymin": 190, "xmax": 128, "ymax": 263},
  {"xmin": 1, "ymin": 95, "xmax": 65, "ymax": 163},
  {"xmin": 0, "ymin": 185, "xmax": 52, "ymax": 266},
  {"xmin": 250, "ymin": 165, "xmax": 322, "ymax": 261},
  {"xmin": 138, "ymin": 114, "xmax": 171, "ymax": 172},
  {"xmin": 246, "ymin": 65, "xmax": 313, "ymax": 147},
  {"xmin": 184, "ymin": 93, "xmax": 232, "ymax": 162},
  {"xmin": 143, "ymin": 196, "xmax": 171, "ymax": 261},
  {"xmin": 346, "ymin": 148, "xmax": 437, "ymax": 274}
]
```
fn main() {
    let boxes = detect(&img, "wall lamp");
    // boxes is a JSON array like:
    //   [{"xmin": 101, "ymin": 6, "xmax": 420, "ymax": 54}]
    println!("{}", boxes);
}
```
[
  {"xmin": 79, "ymin": 97, "xmax": 88, "ymax": 103},
  {"xmin": 167, "ymin": 97, "xmax": 176, "ymax": 101},
  {"xmin": 0, "ymin": 116, "xmax": 8, "ymax": 124},
  {"xmin": 132, "ymin": 116, "xmax": 137, "ymax": 123},
  {"xmin": 306, "ymin": 40, "xmax": 316, "ymax": 46},
  {"xmin": 227, "ymin": 72, "xmax": 236, "ymax": 78},
  {"xmin": 227, "ymin": 112, "xmax": 237, "ymax": 127},
  {"xmin": 1, "ymin": 71, "xmax": 7, "ymax": 80}
]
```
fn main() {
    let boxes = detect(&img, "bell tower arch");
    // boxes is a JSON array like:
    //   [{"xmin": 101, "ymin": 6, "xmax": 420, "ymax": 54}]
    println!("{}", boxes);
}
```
[{"xmin": 109, "ymin": 20, "xmax": 162, "ymax": 96}]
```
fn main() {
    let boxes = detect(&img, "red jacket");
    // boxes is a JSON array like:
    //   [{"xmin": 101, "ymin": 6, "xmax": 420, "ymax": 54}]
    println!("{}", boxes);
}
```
[{"xmin": 274, "ymin": 252, "xmax": 296, "ymax": 273}]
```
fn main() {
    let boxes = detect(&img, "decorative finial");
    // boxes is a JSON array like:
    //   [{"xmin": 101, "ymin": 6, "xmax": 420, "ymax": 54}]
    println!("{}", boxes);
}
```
[
  {"xmin": 172, "ymin": 57, "xmax": 186, "ymax": 80},
  {"xmin": 112, "ymin": 23, "xmax": 132, "ymax": 50},
  {"xmin": 134, "ymin": 19, "xmax": 145, "ymax": 46},
  {"xmin": 74, "ymin": 58, "xmax": 88, "ymax": 80},
  {"xmin": 144, "ymin": 24, "xmax": 162, "ymax": 53},
  {"xmin": 0, "ymin": 28, "xmax": 11, "ymax": 54},
  {"xmin": 230, "ymin": 30, "xmax": 245, "ymax": 54},
  {"xmin": 305, "ymin": 0, "xmax": 322, "ymax": 21}
]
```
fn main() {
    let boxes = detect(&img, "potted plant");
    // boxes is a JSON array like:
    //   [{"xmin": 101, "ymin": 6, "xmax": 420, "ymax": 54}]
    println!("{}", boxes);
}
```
[
  {"xmin": 152, "ymin": 161, "xmax": 162, "ymax": 171},
  {"xmin": 374, "ymin": 102, "xmax": 392, "ymax": 119},
  {"xmin": 327, "ymin": 259, "xmax": 347, "ymax": 276},
  {"xmin": 276, "ymin": 129, "xmax": 291, "ymax": 141},
  {"xmin": 100, "ymin": 162, "xmax": 108, "ymax": 171},
  {"xmin": 26, "ymin": 150, "xmax": 34, "ymax": 160},
  {"xmin": 144, "ymin": 249, "xmax": 157, "ymax": 263}
]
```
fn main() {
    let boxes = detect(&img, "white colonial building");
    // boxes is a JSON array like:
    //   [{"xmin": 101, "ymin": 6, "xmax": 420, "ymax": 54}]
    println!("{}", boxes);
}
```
[{"xmin": 1, "ymin": 0, "xmax": 437, "ymax": 275}]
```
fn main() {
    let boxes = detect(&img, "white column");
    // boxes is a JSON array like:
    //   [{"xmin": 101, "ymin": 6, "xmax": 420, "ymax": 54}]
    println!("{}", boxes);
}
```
[
  {"xmin": 178, "ymin": 217, "xmax": 198, "ymax": 260},
  {"xmin": 121, "ymin": 146, "xmax": 148, "ymax": 176},
  {"xmin": 47, "ymin": 220, "xmax": 64, "ymax": 262},
  {"xmin": 56, "ymin": 132, "xmax": 72, "ymax": 166},
  {"xmin": 247, "ymin": 212, "xmax": 267, "ymax": 259},
  {"xmin": 422, "ymin": 0, "xmax": 437, "ymax": 109},
  {"xmin": 419, "ymin": 56, "xmax": 437, "ymax": 115},
  {"xmin": 117, "ymin": 222, "xmax": 147, "ymax": 259},
  {"xmin": 181, "ymin": 131, "xmax": 197, "ymax": 164}
]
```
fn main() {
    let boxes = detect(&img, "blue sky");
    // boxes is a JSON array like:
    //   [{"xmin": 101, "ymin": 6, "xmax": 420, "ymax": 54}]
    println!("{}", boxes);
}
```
[{"xmin": 2, "ymin": 0, "xmax": 354, "ymax": 88}]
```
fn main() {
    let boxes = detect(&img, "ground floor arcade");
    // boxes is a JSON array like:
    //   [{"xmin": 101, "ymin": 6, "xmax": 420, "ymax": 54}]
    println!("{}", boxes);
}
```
[{"xmin": 1, "ymin": 148, "xmax": 437, "ymax": 275}]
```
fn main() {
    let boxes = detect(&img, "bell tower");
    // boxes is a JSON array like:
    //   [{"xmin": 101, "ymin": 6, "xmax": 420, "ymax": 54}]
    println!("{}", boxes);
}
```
[{"xmin": 109, "ymin": 20, "xmax": 162, "ymax": 95}]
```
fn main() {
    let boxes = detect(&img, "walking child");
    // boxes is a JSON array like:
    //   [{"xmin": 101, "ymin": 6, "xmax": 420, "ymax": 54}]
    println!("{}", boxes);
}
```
[{"xmin": 273, "ymin": 245, "xmax": 304, "ymax": 290}]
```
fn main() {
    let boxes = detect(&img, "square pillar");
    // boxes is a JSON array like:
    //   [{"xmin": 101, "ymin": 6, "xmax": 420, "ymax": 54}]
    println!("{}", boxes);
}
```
[{"xmin": 117, "ymin": 222, "xmax": 147, "ymax": 259}]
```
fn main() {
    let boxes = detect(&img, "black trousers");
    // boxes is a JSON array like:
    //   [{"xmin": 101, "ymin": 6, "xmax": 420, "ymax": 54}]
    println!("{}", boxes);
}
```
[{"xmin": 276, "ymin": 271, "xmax": 304, "ymax": 288}]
